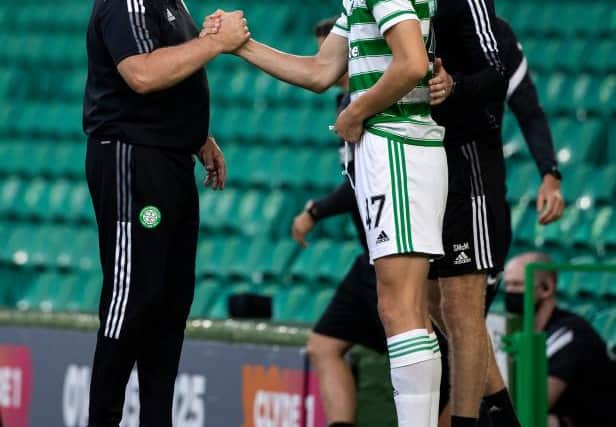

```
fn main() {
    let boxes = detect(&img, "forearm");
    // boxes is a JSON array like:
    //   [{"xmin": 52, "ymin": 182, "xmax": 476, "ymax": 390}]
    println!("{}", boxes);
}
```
[
  {"xmin": 519, "ymin": 115, "xmax": 557, "ymax": 176},
  {"xmin": 348, "ymin": 57, "xmax": 423, "ymax": 120},
  {"xmin": 124, "ymin": 36, "xmax": 221, "ymax": 94},
  {"xmin": 509, "ymin": 77, "xmax": 557, "ymax": 176},
  {"xmin": 236, "ymin": 39, "xmax": 326, "ymax": 92},
  {"xmin": 312, "ymin": 181, "xmax": 356, "ymax": 221}
]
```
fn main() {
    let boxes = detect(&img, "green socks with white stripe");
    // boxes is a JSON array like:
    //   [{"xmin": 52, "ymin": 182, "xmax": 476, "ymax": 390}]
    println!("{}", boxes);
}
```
[{"xmin": 388, "ymin": 329, "xmax": 441, "ymax": 427}]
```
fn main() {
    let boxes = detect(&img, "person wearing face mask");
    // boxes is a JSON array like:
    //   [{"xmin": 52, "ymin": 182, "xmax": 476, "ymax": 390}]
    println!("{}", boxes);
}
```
[{"xmin": 504, "ymin": 252, "xmax": 616, "ymax": 427}]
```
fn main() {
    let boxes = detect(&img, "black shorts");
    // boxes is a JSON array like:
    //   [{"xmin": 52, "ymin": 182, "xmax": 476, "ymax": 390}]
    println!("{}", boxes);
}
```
[
  {"xmin": 313, "ymin": 254, "xmax": 387, "ymax": 353},
  {"xmin": 430, "ymin": 137, "xmax": 512, "ymax": 279}
]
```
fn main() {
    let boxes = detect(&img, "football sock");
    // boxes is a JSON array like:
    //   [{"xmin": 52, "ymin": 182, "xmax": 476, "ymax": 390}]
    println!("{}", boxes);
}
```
[
  {"xmin": 428, "ymin": 332, "xmax": 442, "ymax": 427},
  {"xmin": 388, "ymin": 329, "xmax": 440, "ymax": 427},
  {"xmin": 483, "ymin": 388, "xmax": 521, "ymax": 427},
  {"xmin": 451, "ymin": 415, "xmax": 479, "ymax": 427}
]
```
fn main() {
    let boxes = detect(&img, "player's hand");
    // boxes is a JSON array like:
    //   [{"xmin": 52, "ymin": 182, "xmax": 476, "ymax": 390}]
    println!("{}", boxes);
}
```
[
  {"xmin": 537, "ymin": 174, "xmax": 564, "ymax": 225},
  {"xmin": 199, "ymin": 136, "xmax": 227, "ymax": 191},
  {"xmin": 203, "ymin": 10, "xmax": 250, "ymax": 53},
  {"xmin": 335, "ymin": 104, "xmax": 364, "ymax": 143},
  {"xmin": 429, "ymin": 58, "xmax": 454, "ymax": 106},
  {"xmin": 200, "ymin": 10, "xmax": 223, "ymax": 37},
  {"xmin": 292, "ymin": 211, "xmax": 315, "ymax": 248}
]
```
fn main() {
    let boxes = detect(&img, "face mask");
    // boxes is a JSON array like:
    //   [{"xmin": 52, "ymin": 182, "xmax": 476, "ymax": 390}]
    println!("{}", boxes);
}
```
[{"xmin": 504, "ymin": 292, "xmax": 525, "ymax": 314}]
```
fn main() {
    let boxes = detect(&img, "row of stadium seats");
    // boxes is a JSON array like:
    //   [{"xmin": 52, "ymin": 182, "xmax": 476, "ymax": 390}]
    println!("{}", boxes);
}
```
[
  {"xmin": 4, "ymin": 68, "xmax": 615, "ymax": 118},
  {"xmin": 506, "ymin": 162, "xmax": 616, "ymax": 204},
  {"xmin": 524, "ymin": 38, "xmax": 616, "ymax": 74},
  {"xmin": 0, "ymin": 0, "xmax": 330, "ymax": 41},
  {"xmin": 1, "ymin": 168, "xmax": 614, "ymax": 236},
  {"xmin": 496, "ymin": 1, "xmax": 615, "ymax": 38},
  {"xmin": 2, "ymin": 265, "xmax": 615, "ymax": 343},
  {"xmin": 0, "ymin": 104, "xmax": 612, "ymax": 156},
  {"xmin": 1, "ymin": 214, "xmax": 615, "ymax": 287},
  {"xmin": 4, "ymin": 0, "xmax": 612, "ymax": 40}
]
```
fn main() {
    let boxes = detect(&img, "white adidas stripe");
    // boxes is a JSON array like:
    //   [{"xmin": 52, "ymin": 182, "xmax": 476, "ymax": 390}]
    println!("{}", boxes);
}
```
[
  {"xmin": 465, "ymin": 0, "xmax": 501, "ymax": 69},
  {"xmin": 461, "ymin": 143, "xmax": 494, "ymax": 270},
  {"xmin": 547, "ymin": 329, "xmax": 574, "ymax": 358},
  {"xmin": 471, "ymin": 143, "xmax": 494, "ymax": 268},
  {"xmin": 507, "ymin": 56, "xmax": 528, "ymax": 99}
]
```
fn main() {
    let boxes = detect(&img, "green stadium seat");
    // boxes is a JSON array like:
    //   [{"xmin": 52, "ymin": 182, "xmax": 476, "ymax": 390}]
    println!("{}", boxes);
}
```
[
  {"xmin": 226, "ymin": 238, "xmax": 299, "ymax": 280},
  {"xmin": 0, "ymin": 176, "xmax": 22, "ymax": 218},
  {"xmin": 14, "ymin": 177, "xmax": 47, "ymax": 219},
  {"xmin": 290, "ymin": 239, "xmax": 362, "ymax": 284},
  {"xmin": 552, "ymin": 39, "xmax": 587, "ymax": 73},
  {"xmin": 596, "ymin": 208, "xmax": 616, "ymax": 253},
  {"xmin": 506, "ymin": 162, "xmax": 539, "ymax": 202},
  {"xmin": 16, "ymin": 270, "xmax": 84, "ymax": 312},
  {"xmin": 557, "ymin": 255, "xmax": 599, "ymax": 299},
  {"xmin": 553, "ymin": 119, "xmax": 604, "ymax": 167},
  {"xmin": 190, "ymin": 280, "xmax": 223, "ymax": 318},
  {"xmin": 198, "ymin": 189, "xmax": 239, "ymax": 233},
  {"xmin": 303, "ymin": 287, "xmax": 335, "ymax": 323},
  {"xmin": 65, "ymin": 271, "xmax": 101, "ymax": 313},
  {"xmin": 273, "ymin": 285, "xmax": 311, "ymax": 323},
  {"xmin": 560, "ymin": 163, "xmax": 593, "ymax": 203},
  {"xmin": 576, "ymin": 166, "xmax": 616, "ymax": 206},
  {"xmin": 591, "ymin": 309, "xmax": 616, "ymax": 346},
  {"xmin": 599, "ymin": 76, "xmax": 616, "ymax": 114}
]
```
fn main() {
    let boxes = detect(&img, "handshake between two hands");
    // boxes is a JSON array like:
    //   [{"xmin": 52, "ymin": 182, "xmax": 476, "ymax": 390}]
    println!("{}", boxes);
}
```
[{"xmin": 199, "ymin": 9, "xmax": 250, "ymax": 53}]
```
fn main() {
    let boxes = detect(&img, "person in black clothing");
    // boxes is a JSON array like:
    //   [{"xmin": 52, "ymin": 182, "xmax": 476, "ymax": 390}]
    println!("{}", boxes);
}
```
[
  {"xmin": 425, "ymin": 5, "xmax": 566, "ymax": 425},
  {"xmin": 429, "ymin": 16, "xmax": 565, "ymax": 427},
  {"xmin": 83, "ymin": 1, "xmax": 248, "ymax": 425},
  {"xmin": 504, "ymin": 252, "xmax": 616, "ymax": 427}
]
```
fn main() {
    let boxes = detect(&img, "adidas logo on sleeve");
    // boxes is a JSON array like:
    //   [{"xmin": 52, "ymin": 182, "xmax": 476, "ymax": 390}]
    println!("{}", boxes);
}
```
[
  {"xmin": 166, "ymin": 8, "xmax": 176, "ymax": 22},
  {"xmin": 376, "ymin": 231, "xmax": 390, "ymax": 245},
  {"xmin": 454, "ymin": 251, "xmax": 471, "ymax": 265}
]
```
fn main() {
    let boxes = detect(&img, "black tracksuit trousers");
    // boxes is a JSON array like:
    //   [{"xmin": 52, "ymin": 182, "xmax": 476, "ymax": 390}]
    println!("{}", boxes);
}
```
[{"xmin": 85, "ymin": 139, "xmax": 199, "ymax": 427}]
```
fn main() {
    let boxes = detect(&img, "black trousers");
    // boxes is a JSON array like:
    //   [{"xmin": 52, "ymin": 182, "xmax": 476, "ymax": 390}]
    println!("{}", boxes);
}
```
[{"xmin": 85, "ymin": 139, "xmax": 199, "ymax": 427}]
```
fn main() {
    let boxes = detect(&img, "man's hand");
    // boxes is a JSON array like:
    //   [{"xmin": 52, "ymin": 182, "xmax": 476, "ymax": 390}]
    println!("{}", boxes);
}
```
[
  {"xmin": 429, "ymin": 58, "xmax": 454, "ymax": 106},
  {"xmin": 202, "ymin": 10, "xmax": 249, "ymax": 53},
  {"xmin": 199, "ymin": 136, "xmax": 226, "ymax": 190},
  {"xmin": 292, "ymin": 211, "xmax": 316, "ymax": 248},
  {"xmin": 537, "ymin": 174, "xmax": 564, "ymax": 224},
  {"xmin": 201, "ymin": 10, "xmax": 223, "ymax": 37},
  {"xmin": 335, "ymin": 103, "xmax": 364, "ymax": 143}
]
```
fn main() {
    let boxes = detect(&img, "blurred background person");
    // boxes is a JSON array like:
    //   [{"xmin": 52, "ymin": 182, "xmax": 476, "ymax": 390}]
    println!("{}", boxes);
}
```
[{"xmin": 504, "ymin": 252, "xmax": 616, "ymax": 427}]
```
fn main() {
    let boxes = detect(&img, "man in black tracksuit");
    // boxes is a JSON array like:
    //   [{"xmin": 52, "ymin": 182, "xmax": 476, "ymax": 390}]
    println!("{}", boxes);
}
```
[
  {"xmin": 83, "ymin": 1, "xmax": 248, "ymax": 425},
  {"xmin": 297, "ymin": 15, "xmax": 563, "ymax": 427},
  {"xmin": 428, "ymin": 4, "xmax": 564, "ymax": 425}
]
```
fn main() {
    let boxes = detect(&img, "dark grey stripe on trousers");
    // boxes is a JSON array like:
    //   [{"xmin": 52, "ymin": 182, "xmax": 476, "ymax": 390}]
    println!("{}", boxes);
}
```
[{"xmin": 105, "ymin": 142, "xmax": 133, "ymax": 339}]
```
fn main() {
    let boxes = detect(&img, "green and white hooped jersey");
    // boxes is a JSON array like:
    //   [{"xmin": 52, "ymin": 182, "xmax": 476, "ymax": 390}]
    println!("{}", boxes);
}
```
[{"xmin": 331, "ymin": 0, "xmax": 444, "ymax": 146}]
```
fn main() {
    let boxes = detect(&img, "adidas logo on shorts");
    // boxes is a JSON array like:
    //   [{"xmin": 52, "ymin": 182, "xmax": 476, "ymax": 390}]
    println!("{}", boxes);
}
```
[
  {"xmin": 376, "ymin": 230, "xmax": 390, "ymax": 245},
  {"xmin": 454, "ymin": 251, "xmax": 471, "ymax": 265}
]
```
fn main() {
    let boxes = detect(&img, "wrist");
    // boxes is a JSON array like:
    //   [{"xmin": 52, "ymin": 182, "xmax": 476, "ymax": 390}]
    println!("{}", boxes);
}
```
[
  {"xmin": 346, "ymin": 100, "xmax": 368, "ymax": 123},
  {"xmin": 199, "ymin": 34, "xmax": 224, "ymax": 55},
  {"xmin": 305, "ymin": 200, "xmax": 319, "ymax": 222},
  {"xmin": 543, "ymin": 166, "xmax": 562, "ymax": 181},
  {"xmin": 235, "ymin": 38, "xmax": 255, "ymax": 58}
]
